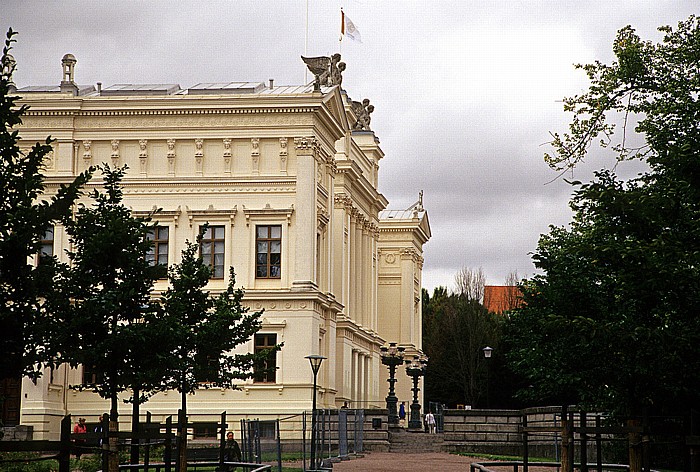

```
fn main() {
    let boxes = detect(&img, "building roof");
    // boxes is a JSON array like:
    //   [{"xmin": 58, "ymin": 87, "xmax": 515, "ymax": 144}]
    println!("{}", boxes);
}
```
[
  {"xmin": 18, "ymin": 82, "xmax": 326, "ymax": 97},
  {"xmin": 483, "ymin": 285, "xmax": 522, "ymax": 314}
]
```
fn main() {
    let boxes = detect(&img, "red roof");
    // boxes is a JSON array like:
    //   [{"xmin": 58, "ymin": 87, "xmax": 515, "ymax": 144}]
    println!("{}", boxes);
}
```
[{"xmin": 483, "ymin": 285, "xmax": 522, "ymax": 314}]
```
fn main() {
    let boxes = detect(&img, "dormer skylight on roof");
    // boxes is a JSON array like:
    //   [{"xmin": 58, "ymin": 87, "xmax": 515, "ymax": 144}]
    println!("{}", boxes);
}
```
[
  {"xmin": 100, "ymin": 84, "xmax": 181, "ymax": 96},
  {"xmin": 187, "ymin": 82, "xmax": 266, "ymax": 95}
]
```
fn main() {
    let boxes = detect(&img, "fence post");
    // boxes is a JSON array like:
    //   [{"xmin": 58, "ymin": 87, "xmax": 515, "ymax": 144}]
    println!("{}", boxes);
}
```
[
  {"xmin": 628, "ymin": 417, "xmax": 642, "ymax": 472},
  {"xmin": 561, "ymin": 406, "xmax": 572, "ymax": 472},
  {"xmin": 164, "ymin": 415, "xmax": 172, "ymax": 472},
  {"xmin": 580, "ymin": 412, "xmax": 588, "ymax": 472},
  {"xmin": 59, "ymin": 415, "xmax": 71, "ymax": 472},
  {"xmin": 595, "ymin": 415, "xmax": 602, "ymax": 472},
  {"xmin": 144, "ymin": 412, "xmax": 152, "ymax": 472},
  {"xmin": 690, "ymin": 409, "xmax": 700, "ymax": 472},
  {"xmin": 302, "ymin": 413, "xmax": 307, "ymax": 471},
  {"xmin": 522, "ymin": 412, "xmax": 529, "ymax": 472},
  {"xmin": 277, "ymin": 419, "xmax": 282, "ymax": 472},
  {"xmin": 131, "ymin": 388, "xmax": 140, "ymax": 465},
  {"xmin": 219, "ymin": 411, "xmax": 226, "ymax": 470}
]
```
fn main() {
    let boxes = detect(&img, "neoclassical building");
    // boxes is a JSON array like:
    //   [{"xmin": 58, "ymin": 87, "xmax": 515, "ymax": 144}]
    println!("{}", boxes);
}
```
[{"xmin": 8, "ymin": 54, "xmax": 430, "ymax": 439}]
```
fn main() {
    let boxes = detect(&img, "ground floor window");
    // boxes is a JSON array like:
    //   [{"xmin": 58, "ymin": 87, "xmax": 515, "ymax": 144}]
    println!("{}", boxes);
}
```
[{"xmin": 253, "ymin": 333, "xmax": 278, "ymax": 383}]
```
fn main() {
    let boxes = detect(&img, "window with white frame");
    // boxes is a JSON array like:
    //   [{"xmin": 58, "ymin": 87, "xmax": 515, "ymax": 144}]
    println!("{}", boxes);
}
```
[
  {"xmin": 256, "ymin": 225, "xmax": 281, "ymax": 279},
  {"xmin": 200, "ymin": 225, "xmax": 225, "ymax": 279}
]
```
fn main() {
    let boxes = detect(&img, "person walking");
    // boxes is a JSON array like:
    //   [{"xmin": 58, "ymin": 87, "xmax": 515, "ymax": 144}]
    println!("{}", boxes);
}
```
[
  {"xmin": 224, "ymin": 431, "xmax": 242, "ymax": 471},
  {"xmin": 73, "ymin": 417, "xmax": 87, "ymax": 459},
  {"xmin": 425, "ymin": 411, "xmax": 436, "ymax": 434},
  {"xmin": 398, "ymin": 402, "xmax": 406, "ymax": 427}
]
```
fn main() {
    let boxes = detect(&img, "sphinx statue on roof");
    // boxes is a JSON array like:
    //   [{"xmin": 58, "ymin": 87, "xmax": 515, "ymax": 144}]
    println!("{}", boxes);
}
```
[
  {"xmin": 351, "ymin": 98, "xmax": 374, "ymax": 131},
  {"xmin": 301, "ymin": 53, "xmax": 346, "ymax": 90}
]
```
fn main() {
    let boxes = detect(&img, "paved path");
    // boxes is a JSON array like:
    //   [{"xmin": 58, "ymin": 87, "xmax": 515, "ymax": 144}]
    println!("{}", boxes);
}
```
[{"xmin": 330, "ymin": 452, "xmax": 487, "ymax": 472}]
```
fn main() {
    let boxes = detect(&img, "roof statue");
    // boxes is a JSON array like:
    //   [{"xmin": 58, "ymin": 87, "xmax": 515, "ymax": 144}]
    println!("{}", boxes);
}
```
[
  {"xmin": 301, "ymin": 53, "xmax": 346, "ymax": 91},
  {"xmin": 351, "ymin": 98, "xmax": 374, "ymax": 131}
]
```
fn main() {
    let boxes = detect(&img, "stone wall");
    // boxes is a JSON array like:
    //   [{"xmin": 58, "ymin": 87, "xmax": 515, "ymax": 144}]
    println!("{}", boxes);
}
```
[
  {"xmin": 0, "ymin": 425, "xmax": 34, "ymax": 441},
  {"xmin": 442, "ymin": 407, "xmax": 562, "ymax": 457}
]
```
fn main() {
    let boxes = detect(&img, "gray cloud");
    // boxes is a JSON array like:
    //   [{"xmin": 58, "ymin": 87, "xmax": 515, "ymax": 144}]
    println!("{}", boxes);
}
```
[{"xmin": 2, "ymin": 0, "xmax": 694, "ymax": 291}]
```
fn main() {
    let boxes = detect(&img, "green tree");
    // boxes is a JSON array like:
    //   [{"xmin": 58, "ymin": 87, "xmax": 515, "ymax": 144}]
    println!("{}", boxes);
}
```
[
  {"xmin": 508, "ymin": 15, "xmax": 700, "ymax": 418},
  {"xmin": 422, "ymin": 285, "xmax": 502, "ymax": 408},
  {"xmin": 60, "ymin": 165, "xmax": 168, "ymax": 471},
  {"xmin": 161, "ymin": 237, "xmax": 275, "ymax": 470},
  {"xmin": 0, "ymin": 29, "xmax": 91, "ymax": 383}
]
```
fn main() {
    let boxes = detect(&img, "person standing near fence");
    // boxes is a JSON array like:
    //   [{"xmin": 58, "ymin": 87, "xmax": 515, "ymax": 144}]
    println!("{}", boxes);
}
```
[
  {"xmin": 73, "ymin": 417, "xmax": 87, "ymax": 459},
  {"xmin": 425, "ymin": 411, "xmax": 436, "ymax": 434},
  {"xmin": 224, "ymin": 431, "xmax": 242, "ymax": 471}
]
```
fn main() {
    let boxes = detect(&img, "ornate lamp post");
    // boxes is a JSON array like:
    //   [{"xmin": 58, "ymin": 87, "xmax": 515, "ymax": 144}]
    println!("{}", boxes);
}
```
[
  {"xmin": 405, "ymin": 355, "xmax": 428, "ymax": 430},
  {"xmin": 380, "ymin": 342, "xmax": 405, "ymax": 427},
  {"xmin": 305, "ymin": 354, "xmax": 326, "ymax": 471}
]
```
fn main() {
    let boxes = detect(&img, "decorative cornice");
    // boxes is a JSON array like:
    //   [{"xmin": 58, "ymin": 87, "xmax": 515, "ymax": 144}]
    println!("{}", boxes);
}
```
[
  {"xmin": 242, "ymin": 203, "xmax": 294, "ymax": 226},
  {"xmin": 23, "ymin": 107, "xmax": 318, "ymax": 117},
  {"xmin": 186, "ymin": 204, "xmax": 237, "ymax": 227},
  {"xmin": 131, "ymin": 206, "xmax": 182, "ymax": 227}
]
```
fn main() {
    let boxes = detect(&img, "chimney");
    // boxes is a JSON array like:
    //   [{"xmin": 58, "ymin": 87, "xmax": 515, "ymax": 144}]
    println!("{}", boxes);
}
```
[
  {"xmin": 269, "ymin": 79, "xmax": 274, "ymax": 89},
  {"xmin": 97, "ymin": 82, "xmax": 102, "ymax": 94}
]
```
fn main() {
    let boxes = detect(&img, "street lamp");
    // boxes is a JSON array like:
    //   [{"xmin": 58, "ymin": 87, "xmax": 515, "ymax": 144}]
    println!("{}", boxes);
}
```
[
  {"xmin": 380, "ymin": 342, "xmax": 405, "ymax": 427},
  {"xmin": 305, "ymin": 354, "xmax": 326, "ymax": 471},
  {"xmin": 405, "ymin": 355, "xmax": 428, "ymax": 430},
  {"xmin": 483, "ymin": 346, "xmax": 493, "ymax": 408}
]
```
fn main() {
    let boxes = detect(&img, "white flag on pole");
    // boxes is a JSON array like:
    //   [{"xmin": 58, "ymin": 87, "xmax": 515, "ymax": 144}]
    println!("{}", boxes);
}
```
[{"xmin": 341, "ymin": 10, "xmax": 362, "ymax": 43}]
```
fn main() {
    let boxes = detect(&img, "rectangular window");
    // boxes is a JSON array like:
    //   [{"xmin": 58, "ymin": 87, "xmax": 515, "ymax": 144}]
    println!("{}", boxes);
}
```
[
  {"xmin": 82, "ymin": 365, "xmax": 103, "ymax": 385},
  {"xmin": 200, "ymin": 225, "xmax": 225, "ymax": 279},
  {"xmin": 253, "ymin": 334, "xmax": 277, "ymax": 383},
  {"xmin": 38, "ymin": 226, "xmax": 54, "ymax": 263},
  {"xmin": 247, "ymin": 420, "xmax": 277, "ymax": 439},
  {"xmin": 192, "ymin": 422, "xmax": 218, "ymax": 439},
  {"xmin": 146, "ymin": 226, "xmax": 169, "ymax": 271},
  {"xmin": 256, "ymin": 225, "xmax": 281, "ymax": 279}
]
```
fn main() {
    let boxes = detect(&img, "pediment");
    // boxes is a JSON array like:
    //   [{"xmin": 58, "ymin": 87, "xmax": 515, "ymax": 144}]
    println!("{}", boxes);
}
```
[{"xmin": 322, "ymin": 87, "xmax": 350, "ymax": 132}]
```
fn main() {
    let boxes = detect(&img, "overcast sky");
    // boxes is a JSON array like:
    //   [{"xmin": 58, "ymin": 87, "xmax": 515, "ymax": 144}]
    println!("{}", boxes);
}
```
[{"xmin": 3, "ymin": 1, "xmax": 697, "ymax": 292}]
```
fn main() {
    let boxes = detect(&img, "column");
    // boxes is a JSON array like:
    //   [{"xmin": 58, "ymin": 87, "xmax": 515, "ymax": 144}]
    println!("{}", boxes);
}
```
[
  {"xmin": 354, "ymin": 215, "xmax": 363, "ymax": 326},
  {"xmin": 349, "ymin": 213, "xmax": 357, "ymax": 321},
  {"xmin": 293, "ymin": 137, "xmax": 318, "ymax": 290}
]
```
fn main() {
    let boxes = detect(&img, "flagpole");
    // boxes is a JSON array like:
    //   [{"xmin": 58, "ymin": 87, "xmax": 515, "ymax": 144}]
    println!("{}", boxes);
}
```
[
  {"xmin": 339, "ymin": 7, "xmax": 343, "ymax": 54},
  {"xmin": 305, "ymin": 0, "xmax": 309, "ymax": 84}
]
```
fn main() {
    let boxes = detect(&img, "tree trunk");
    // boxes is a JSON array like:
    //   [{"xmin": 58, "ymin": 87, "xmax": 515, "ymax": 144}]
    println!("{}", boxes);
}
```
[
  {"xmin": 178, "ymin": 382, "xmax": 187, "ymax": 472},
  {"xmin": 561, "ymin": 406, "xmax": 573, "ymax": 472},
  {"xmin": 628, "ymin": 418, "xmax": 642, "ymax": 472},
  {"xmin": 109, "ymin": 394, "xmax": 119, "ymax": 472}
]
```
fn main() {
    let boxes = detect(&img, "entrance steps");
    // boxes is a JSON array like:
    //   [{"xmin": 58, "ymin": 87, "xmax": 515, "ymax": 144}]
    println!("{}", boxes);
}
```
[{"xmin": 388, "ymin": 428, "xmax": 444, "ymax": 453}]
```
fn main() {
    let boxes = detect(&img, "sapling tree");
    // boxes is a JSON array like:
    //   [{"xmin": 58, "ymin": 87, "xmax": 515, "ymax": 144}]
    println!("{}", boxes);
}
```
[{"xmin": 161, "ymin": 236, "xmax": 277, "ymax": 470}]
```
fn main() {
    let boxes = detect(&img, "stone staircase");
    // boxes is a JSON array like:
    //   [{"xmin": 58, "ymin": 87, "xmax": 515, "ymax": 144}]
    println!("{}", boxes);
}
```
[{"xmin": 388, "ymin": 429, "xmax": 445, "ymax": 453}]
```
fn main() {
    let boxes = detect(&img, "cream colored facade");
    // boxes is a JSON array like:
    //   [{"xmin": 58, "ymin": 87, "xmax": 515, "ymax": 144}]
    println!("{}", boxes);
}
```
[{"xmin": 13, "ymin": 57, "xmax": 430, "ymax": 439}]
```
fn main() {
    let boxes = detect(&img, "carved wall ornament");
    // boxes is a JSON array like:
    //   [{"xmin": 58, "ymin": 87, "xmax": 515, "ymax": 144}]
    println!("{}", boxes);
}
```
[
  {"xmin": 194, "ymin": 138, "xmax": 203, "ymax": 175},
  {"xmin": 222, "ymin": 138, "xmax": 232, "ymax": 175},
  {"xmin": 333, "ymin": 193, "xmax": 353, "ymax": 211},
  {"xmin": 251, "ymin": 137, "xmax": 260, "ymax": 156},
  {"xmin": 110, "ymin": 139, "xmax": 120, "ymax": 166},
  {"xmin": 351, "ymin": 98, "xmax": 374, "ymax": 131},
  {"xmin": 251, "ymin": 138, "xmax": 260, "ymax": 174},
  {"xmin": 166, "ymin": 138, "xmax": 176, "ymax": 176},
  {"xmin": 138, "ymin": 139, "xmax": 148, "ymax": 158},
  {"xmin": 279, "ymin": 137, "xmax": 288, "ymax": 174},
  {"xmin": 82, "ymin": 140, "xmax": 92, "ymax": 163},
  {"xmin": 138, "ymin": 139, "xmax": 148, "ymax": 174},
  {"xmin": 294, "ymin": 136, "xmax": 318, "ymax": 155}
]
